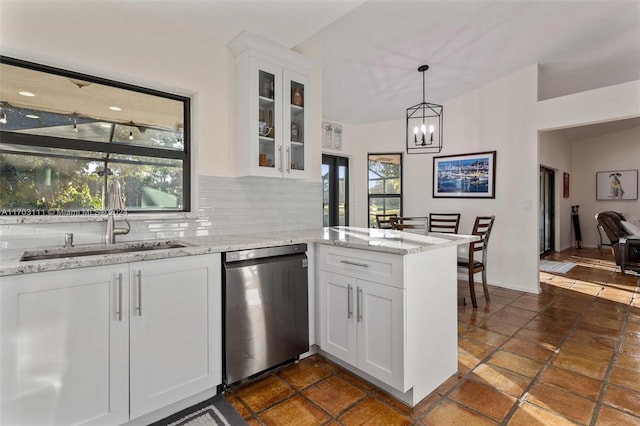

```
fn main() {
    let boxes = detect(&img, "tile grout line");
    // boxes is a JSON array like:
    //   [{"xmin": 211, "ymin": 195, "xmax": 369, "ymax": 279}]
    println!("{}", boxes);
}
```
[
  {"xmin": 416, "ymin": 291, "xmax": 554, "ymax": 424},
  {"xmin": 589, "ymin": 273, "xmax": 640, "ymax": 425},
  {"xmin": 497, "ymin": 290, "xmax": 596, "ymax": 425}
]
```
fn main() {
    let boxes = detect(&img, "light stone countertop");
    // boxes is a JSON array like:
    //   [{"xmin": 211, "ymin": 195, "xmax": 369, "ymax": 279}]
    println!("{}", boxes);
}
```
[{"xmin": 0, "ymin": 226, "xmax": 478, "ymax": 277}]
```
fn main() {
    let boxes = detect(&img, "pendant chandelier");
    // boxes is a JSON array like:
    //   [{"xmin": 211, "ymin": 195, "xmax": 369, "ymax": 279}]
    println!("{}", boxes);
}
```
[{"xmin": 406, "ymin": 65, "xmax": 443, "ymax": 154}]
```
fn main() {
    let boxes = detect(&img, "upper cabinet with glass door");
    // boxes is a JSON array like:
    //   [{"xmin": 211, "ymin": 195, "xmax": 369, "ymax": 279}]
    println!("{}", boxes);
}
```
[{"xmin": 229, "ymin": 32, "xmax": 312, "ymax": 179}]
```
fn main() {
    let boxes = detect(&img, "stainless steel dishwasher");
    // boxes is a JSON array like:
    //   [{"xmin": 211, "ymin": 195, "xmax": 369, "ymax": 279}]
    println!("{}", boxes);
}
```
[{"xmin": 223, "ymin": 244, "xmax": 309, "ymax": 386}]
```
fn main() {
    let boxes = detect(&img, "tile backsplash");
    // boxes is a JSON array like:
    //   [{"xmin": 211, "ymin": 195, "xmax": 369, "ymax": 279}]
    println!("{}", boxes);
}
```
[{"xmin": 0, "ymin": 176, "xmax": 322, "ymax": 250}]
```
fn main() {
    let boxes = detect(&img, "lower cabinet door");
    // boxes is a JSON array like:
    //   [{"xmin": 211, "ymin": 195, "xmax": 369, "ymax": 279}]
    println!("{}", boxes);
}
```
[
  {"xmin": 320, "ymin": 271, "xmax": 357, "ymax": 366},
  {"xmin": 129, "ymin": 254, "xmax": 221, "ymax": 419},
  {"xmin": 0, "ymin": 266, "xmax": 129, "ymax": 426},
  {"xmin": 356, "ymin": 279, "xmax": 405, "ymax": 390}
]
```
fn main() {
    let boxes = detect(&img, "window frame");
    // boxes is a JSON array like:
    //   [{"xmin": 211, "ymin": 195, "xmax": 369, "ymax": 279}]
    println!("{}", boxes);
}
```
[
  {"xmin": 0, "ymin": 56, "xmax": 191, "ymax": 214},
  {"xmin": 367, "ymin": 153, "xmax": 403, "ymax": 228}
]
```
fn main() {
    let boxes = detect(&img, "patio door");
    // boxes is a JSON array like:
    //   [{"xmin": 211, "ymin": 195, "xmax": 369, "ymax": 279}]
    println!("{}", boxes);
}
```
[
  {"xmin": 322, "ymin": 154, "xmax": 349, "ymax": 226},
  {"xmin": 539, "ymin": 166, "xmax": 555, "ymax": 255}
]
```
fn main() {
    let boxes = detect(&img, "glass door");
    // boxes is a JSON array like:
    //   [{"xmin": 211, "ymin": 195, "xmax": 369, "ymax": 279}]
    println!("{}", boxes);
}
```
[
  {"xmin": 258, "ymin": 69, "xmax": 277, "ymax": 170},
  {"xmin": 284, "ymin": 69, "xmax": 309, "ymax": 178},
  {"xmin": 539, "ymin": 166, "xmax": 555, "ymax": 255},
  {"xmin": 289, "ymin": 79, "xmax": 304, "ymax": 172},
  {"xmin": 322, "ymin": 154, "xmax": 349, "ymax": 226}
]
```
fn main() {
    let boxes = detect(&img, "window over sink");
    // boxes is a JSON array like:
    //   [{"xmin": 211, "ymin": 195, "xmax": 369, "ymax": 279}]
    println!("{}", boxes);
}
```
[{"xmin": 0, "ymin": 56, "xmax": 190, "ymax": 215}]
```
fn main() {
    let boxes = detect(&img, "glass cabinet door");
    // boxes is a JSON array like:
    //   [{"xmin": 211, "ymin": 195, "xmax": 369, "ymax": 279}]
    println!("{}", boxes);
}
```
[
  {"xmin": 289, "ymin": 79, "xmax": 305, "ymax": 172},
  {"xmin": 258, "ymin": 69, "xmax": 277, "ymax": 170}
]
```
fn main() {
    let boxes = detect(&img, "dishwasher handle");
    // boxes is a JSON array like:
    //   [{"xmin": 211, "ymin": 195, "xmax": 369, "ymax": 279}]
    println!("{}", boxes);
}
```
[{"xmin": 224, "ymin": 244, "xmax": 307, "ymax": 263}]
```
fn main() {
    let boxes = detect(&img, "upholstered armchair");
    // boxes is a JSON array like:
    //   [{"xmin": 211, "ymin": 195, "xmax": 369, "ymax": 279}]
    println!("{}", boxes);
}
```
[{"xmin": 595, "ymin": 211, "xmax": 640, "ymax": 275}]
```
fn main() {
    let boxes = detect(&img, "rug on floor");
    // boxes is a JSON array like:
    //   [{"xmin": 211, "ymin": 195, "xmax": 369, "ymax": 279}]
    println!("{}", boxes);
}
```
[
  {"xmin": 151, "ymin": 394, "xmax": 246, "ymax": 426},
  {"xmin": 540, "ymin": 260, "xmax": 576, "ymax": 274}
]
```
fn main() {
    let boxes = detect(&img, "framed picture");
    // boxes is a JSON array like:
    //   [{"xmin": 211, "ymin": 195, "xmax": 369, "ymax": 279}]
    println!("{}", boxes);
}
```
[
  {"xmin": 433, "ymin": 151, "xmax": 496, "ymax": 198},
  {"xmin": 563, "ymin": 172, "xmax": 570, "ymax": 198},
  {"xmin": 596, "ymin": 169, "xmax": 638, "ymax": 200}
]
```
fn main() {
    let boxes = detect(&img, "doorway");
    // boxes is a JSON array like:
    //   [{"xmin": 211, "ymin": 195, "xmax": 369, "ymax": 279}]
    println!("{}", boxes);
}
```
[
  {"xmin": 322, "ymin": 154, "xmax": 349, "ymax": 226},
  {"xmin": 539, "ymin": 166, "xmax": 555, "ymax": 255}
]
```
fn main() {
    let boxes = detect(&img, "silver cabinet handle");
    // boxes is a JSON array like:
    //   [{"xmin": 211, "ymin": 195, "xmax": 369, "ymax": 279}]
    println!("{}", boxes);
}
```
[
  {"xmin": 347, "ymin": 284, "xmax": 353, "ymax": 319},
  {"xmin": 116, "ymin": 273, "xmax": 123, "ymax": 321},
  {"xmin": 357, "ymin": 287, "xmax": 363, "ymax": 322},
  {"xmin": 278, "ymin": 145, "xmax": 283, "ymax": 172},
  {"xmin": 340, "ymin": 260, "xmax": 369, "ymax": 268},
  {"xmin": 136, "ymin": 270, "xmax": 143, "ymax": 316},
  {"xmin": 286, "ymin": 147, "xmax": 290, "ymax": 173}
]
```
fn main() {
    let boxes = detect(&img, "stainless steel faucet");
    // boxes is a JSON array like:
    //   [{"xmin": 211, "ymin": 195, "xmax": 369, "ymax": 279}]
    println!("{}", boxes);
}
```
[
  {"xmin": 105, "ymin": 179, "xmax": 130, "ymax": 244},
  {"xmin": 64, "ymin": 233, "xmax": 74, "ymax": 248}
]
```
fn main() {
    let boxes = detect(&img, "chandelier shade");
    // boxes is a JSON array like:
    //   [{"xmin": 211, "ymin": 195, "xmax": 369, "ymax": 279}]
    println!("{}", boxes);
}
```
[{"xmin": 406, "ymin": 65, "xmax": 443, "ymax": 154}]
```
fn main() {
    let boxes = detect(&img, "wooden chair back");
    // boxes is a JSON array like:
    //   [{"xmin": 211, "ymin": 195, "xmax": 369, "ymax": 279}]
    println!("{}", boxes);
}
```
[
  {"xmin": 428, "ymin": 213, "xmax": 461, "ymax": 234},
  {"xmin": 375, "ymin": 214, "xmax": 397, "ymax": 229},
  {"xmin": 391, "ymin": 216, "xmax": 429, "ymax": 233},
  {"xmin": 470, "ymin": 216, "xmax": 496, "ymax": 263},
  {"xmin": 457, "ymin": 215, "xmax": 495, "ymax": 309}
]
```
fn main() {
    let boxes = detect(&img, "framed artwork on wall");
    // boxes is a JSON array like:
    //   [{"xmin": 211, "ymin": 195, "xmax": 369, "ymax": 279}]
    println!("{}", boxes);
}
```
[
  {"xmin": 596, "ymin": 169, "xmax": 638, "ymax": 200},
  {"xmin": 563, "ymin": 172, "xmax": 570, "ymax": 198},
  {"xmin": 433, "ymin": 151, "xmax": 496, "ymax": 198}
]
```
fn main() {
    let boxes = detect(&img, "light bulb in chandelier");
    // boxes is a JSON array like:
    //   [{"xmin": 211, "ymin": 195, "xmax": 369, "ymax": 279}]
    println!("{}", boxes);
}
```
[
  {"xmin": 73, "ymin": 120, "xmax": 78, "ymax": 132},
  {"xmin": 129, "ymin": 130, "xmax": 134, "ymax": 140},
  {"xmin": 0, "ymin": 111, "xmax": 6, "ymax": 125}
]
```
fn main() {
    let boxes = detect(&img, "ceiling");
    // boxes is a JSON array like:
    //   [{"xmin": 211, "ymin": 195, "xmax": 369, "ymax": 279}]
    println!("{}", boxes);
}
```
[
  {"xmin": 3, "ymin": 0, "xmax": 639, "ymax": 134},
  {"xmin": 116, "ymin": 0, "xmax": 640, "ymax": 129},
  {"xmin": 306, "ymin": 0, "xmax": 640, "ymax": 124}
]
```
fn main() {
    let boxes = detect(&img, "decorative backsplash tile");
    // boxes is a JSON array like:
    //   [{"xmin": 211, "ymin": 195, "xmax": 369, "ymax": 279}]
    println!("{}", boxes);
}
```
[{"xmin": 0, "ymin": 176, "xmax": 321, "ymax": 249}]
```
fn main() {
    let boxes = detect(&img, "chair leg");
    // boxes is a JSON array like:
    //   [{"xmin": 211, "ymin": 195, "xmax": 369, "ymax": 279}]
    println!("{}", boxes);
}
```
[
  {"xmin": 481, "ymin": 268, "xmax": 490, "ymax": 303},
  {"xmin": 468, "ymin": 270, "xmax": 478, "ymax": 309}
]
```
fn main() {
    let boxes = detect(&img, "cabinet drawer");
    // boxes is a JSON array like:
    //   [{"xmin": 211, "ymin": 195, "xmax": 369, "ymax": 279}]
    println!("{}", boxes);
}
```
[{"xmin": 318, "ymin": 245, "xmax": 403, "ymax": 288}]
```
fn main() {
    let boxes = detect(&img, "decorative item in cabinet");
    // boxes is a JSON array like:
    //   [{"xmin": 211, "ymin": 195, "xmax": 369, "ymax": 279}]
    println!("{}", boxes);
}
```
[
  {"xmin": 291, "ymin": 86, "xmax": 303, "ymax": 107},
  {"xmin": 291, "ymin": 121, "xmax": 300, "ymax": 142},
  {"xmin": 260, "ymin": 70, "xmax": 274, "ymax": 99},
  {"xmin": 267, "ymin": 110, "xmax": 274, "ymax": 138}
]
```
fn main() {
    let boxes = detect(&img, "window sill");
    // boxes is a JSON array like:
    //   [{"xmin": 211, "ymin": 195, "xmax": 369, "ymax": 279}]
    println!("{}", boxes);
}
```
[{"xmin": 0, "ymin": 212, "xmax": 199, "ymax": 225}]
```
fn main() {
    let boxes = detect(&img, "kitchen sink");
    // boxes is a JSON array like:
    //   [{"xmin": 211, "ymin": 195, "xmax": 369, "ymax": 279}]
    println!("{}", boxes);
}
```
[{"xmin": 20, "ymin": 241, "xmax": 192, "ymax": 262}]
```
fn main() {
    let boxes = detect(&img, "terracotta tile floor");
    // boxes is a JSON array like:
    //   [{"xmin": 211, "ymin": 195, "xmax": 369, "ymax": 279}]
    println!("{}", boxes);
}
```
[{"xmin": 224, "ymin": 248, "xmax": 640, "ymax": 425}]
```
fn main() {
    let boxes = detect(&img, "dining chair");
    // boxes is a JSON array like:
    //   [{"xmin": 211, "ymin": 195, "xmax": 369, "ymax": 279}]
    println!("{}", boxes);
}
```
[
  {"xmin": 375, "ymin": 214, "xmax": 397, "ymax": 229},
  {"xmin": 428, "ymin": 213, "xmax": 461, "ymax": 234},
  {"xmin": 391, "ymin": 216, "xmax": 429, "ymax": 233},
  {"xmin": 457, "ymin": 216, "xmax": 495, "ymax": 309}
]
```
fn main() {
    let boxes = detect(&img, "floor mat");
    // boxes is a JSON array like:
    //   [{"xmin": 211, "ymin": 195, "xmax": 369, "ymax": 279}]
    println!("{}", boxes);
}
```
[
  {"xmin": 540, "ymin": 260, "xmax": 576, "ymax": 274},
  {"xmin": 151, "ymin": 394, "xmax": 246, "ymax": 426}
]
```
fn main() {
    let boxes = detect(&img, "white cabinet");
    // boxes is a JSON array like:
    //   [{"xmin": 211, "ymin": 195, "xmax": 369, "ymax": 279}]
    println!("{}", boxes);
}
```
[
  {"xmin": 317, "ymin": 244, "xmax": 459, "ymax": 406},
  {"xmin": 0, "ymin": 265, "xmax": 130, "ymax": 426},
  {"xmin": 129, "ymin": 255, "xmax": 221, "ymax": 419},
  {"xmin": 0, "ymin": 254, "xmax": 221, "ymax": 425},
  {"xmin": 318, "ymin": 249, "xmax": 405, "ymax": 390},
  {"xmin": 229, "ymin": 32, "xmax": 312, "ymax": 179}
]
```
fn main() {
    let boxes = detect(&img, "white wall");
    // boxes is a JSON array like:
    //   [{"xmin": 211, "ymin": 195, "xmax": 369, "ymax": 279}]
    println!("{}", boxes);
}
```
[
  {"xmin": 537, "ymin": 80, "xmax": 640, "ymax": 131},
  {"xmin": 340, "ymin": 66, "xmax": 541, "ymax": 293},
  {"xmin": 571, "ymin": 126, "xmax": 640, "ymax": 248},
  {"xmin": 339, "ymin": 68, "xmax": 640, "ymax": 295},
  {"xmin": 539, "ymin": 131, "xmax": 572, "ymax": 251}
]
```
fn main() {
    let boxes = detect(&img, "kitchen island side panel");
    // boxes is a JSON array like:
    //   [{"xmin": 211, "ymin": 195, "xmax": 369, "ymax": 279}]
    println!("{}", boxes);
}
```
[{"xmin": 405, "ymin": 244, "xmax": 458, "ymax": 403}]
